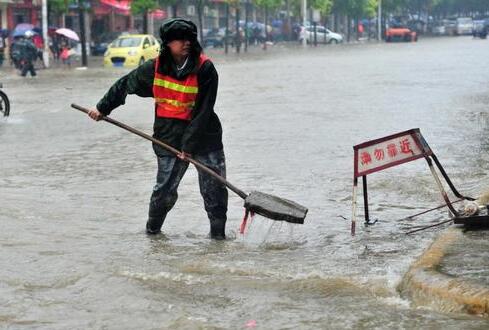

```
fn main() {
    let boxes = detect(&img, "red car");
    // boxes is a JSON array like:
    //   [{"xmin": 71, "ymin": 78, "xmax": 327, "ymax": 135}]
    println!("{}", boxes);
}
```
[{"xmin": 385, "ymin": 27, "xmax": 417, "ymax": 42}]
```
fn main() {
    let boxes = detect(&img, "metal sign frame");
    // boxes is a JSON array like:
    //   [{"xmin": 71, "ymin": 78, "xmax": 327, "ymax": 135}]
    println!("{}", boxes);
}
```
[{"xmin": 351, "ymin": 128, "xmax": 472, "ymax": 235}]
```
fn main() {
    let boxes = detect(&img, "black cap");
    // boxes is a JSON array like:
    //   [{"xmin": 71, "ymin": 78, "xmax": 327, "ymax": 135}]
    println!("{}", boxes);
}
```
[{"xmin": 159, "ymin": 18, "xmax": 198, "ymax": 44}]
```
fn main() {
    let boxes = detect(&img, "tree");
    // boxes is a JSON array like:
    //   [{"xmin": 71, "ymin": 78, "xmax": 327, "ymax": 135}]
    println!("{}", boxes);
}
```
[
  {"xmin": 254, "ymin": 0, "xmax": 282, "ymax": 48},
  {"xmin": 48, "ymin": 0, "xmax": 68, "ymax": 15},
  {"xmin": 131, "ymin": 0, "xmax": 158, "ymax": 34},
  {"xmin": 196, "ymin": 0, "xmax": 206, "ymax": 46},
  {"xmin": 48, "ymin": 0, "xmax": 69, "ymax": 27},
  {"xmin": 160, "ymin": 0, "xmax": 180, "ymax": 17},
  {"xmin": 432, "ymin": 0, "xmax": 489, "ymax": 16},
  {"xmin": 311, "ymin": 0, "xmax": 333, "ymax": 18}
]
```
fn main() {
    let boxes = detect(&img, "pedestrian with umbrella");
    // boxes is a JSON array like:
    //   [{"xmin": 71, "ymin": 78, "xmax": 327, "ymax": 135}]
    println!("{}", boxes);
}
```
[{"xmin": 56, "ymin": 28, "xmax": 79, "ymax": 68}]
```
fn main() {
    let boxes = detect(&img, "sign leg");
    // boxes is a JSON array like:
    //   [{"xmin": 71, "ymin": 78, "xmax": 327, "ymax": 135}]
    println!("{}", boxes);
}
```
[
  {"xmin": 363, "ymin": 175, "xmax": 370, "ymax": 224},
  {"xmin": 431, "ymin": 153, "xmax": 474, "ymax": 201},
  {"xmin": 352, "ymin": 177, "xmax": 358, "ymax": 236},
  {"xmin": 425, "ymin": 157, "xmax": 460, "ymax": 217}
]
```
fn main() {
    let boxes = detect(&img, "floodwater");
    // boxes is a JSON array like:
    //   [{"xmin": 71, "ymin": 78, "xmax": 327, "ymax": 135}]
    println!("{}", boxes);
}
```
[{"xmin": 1, "ymin": 37, "xmax": 489, "ymax": 329}]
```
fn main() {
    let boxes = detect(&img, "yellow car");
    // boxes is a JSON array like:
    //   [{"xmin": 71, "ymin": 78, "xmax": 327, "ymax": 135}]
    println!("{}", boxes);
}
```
[{"xmin": 104, "ymin": 34, "xmax": 160, "ymax": 68}]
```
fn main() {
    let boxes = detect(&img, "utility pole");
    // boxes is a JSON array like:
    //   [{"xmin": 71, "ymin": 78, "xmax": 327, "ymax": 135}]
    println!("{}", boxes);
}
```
[
  {"xmin": 78, "ymin": 0, "xmax": 87, "ymax": 67},
  {"xmin": 224, "ymin": 3, "xmax": 229, "ymax": 54},
  {"xmin": 377, "ymin": 0, "xmax": 382, "ymax": 41},
  {"xmin": 235, "ymin": 7, "xmax": 241, "ymax": 53},
  {"xmin": 302, "ymin": 0, "xmax": 307, "ymax": 46},
  {"xmin": 244, "ymin": 0, "xmax": 249, "ymax": 52},
  {"xmin": 42, "ymin": 0, "xmax": 49, "ymax": 67}
]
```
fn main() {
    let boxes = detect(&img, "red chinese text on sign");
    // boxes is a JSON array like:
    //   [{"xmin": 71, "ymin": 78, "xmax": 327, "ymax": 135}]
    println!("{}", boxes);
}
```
[{"xmin": 354, "ymin": 129, "xmax": 432, "ymax": 178}]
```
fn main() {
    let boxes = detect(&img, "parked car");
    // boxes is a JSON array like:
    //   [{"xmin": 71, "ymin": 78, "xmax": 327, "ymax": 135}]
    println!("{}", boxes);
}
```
[
  {"xmin": 431, "ymin": 22, "xmax": 446, "ymax": 35},
  {"xmin": 203, "ymin": 28, "xmax": 225, "ymax": 48},
  {"xmin": 443, "ymin": 19, "xmax": 457, "ymax": 35},
  {"xmin": 456, "ymin": 17, "xmax": 473, "ymax": 35},
  {"xmin": 202, "ymin": 28, "xmax": 240, "ymax": 48},
  {"xmin": 103, "ymin": 34, "xmax": 160, "ymax": 68},
  {"xmin": 472, "ymin": 19, "xmax": 488, "ymax": 38},
  {"xmin": 407, "ymin": 19, "xmax": 426, "ymax": 35},
  {"xmin": 91, "ymin": 32, "xmax": 120, "ymax": 56},
  {"xmin": 299, "ymin": 25, "xmax": 343, "ymax": 44},
  {"xmin": 91, "ymin": 42, "xmax": 108, "ymax": 56},
  {"xmin": 385, "ymin": 25, "xmax": 417, "ymax": 42}
]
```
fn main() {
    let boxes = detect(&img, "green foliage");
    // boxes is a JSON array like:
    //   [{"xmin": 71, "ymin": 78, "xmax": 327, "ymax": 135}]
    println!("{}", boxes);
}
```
[
  {"xmin": 311, "ymin": 0, "xmax": 333, "ymax": 15},
  {"xmin": 48, "ymin": 0, "xmax": 68, "ymax": 14},
  {"xmin": 330, "ymin": 0, "xmax": 489, "ymax": 16},
  {"xmin": 332, "ymin": 0, "xmax": 379, "ymax": 17},
  {"xmin": 365, "ymin": 0, "xmax": 379, "ymax": 17},
  {"xmin": 432, "ymin": 0, "xmax": 489, "ymax": 15},
  {"xmin": 131, "ymin": 0, "xmax": 158, "ymax": 14},
  {"xmin": 224, "ymin": 0, "xmax": 241, "ymax": 7},
  {"xmin": 382, "ymin": 0, "xmax": 408, "ymax": 13},
  {"xmin": 254, "ymin": 0, "xmax": 283, "ymax": 10}
]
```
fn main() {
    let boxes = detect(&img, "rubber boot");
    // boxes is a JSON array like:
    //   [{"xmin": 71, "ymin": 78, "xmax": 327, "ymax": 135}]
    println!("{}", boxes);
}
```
[
  {"xmin": 209, "ymin": 219, "xmax": 226, "ymax": 240},
  {"xmin": 146, "ymin": 216, "xmax": 164, "ymax": 235}
]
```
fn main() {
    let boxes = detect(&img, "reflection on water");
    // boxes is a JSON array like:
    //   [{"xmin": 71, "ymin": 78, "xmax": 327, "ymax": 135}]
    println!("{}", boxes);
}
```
[{"xmin": 1, "ymin": 37, "xmax": 489, "ymax": 328}]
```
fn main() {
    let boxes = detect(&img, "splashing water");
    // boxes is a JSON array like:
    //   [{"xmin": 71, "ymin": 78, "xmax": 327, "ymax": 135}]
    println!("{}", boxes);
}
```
[{"xmin": 238, "ymin": 214, "xmax": 303, "ymax": 249}]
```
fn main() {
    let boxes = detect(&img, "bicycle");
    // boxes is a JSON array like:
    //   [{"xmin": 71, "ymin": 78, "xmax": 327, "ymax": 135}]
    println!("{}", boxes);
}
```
[{"xmin": 0, "ymin": 83, "xmax": 10, "ymax": 117}]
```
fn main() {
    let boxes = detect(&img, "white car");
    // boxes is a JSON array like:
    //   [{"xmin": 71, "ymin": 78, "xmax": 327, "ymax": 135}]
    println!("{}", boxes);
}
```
[
  {"xmin": 299, "ymin": 25, "xmax": 343, "ymax": 44},
  {"xmin": 431, "ymin": 24, "xmax": 446, "ymax": 35},
  {"xmin": 456, "ymin": 17, "xmax": 473, "ymax": 35}
]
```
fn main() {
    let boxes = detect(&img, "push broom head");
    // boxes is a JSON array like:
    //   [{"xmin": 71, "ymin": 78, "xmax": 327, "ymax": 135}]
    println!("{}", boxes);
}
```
[{"xmin": 243, "ymin": 191, "xmax": 308, "ymax": 224}]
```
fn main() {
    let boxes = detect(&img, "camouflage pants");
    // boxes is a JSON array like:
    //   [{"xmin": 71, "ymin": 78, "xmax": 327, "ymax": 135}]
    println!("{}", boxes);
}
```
[{"xmin": 147, "ymin": 149, "xmax": 228, "ymax": 234}]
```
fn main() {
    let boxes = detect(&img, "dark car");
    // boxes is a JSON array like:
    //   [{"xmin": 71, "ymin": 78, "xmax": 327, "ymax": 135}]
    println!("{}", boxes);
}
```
[
  {"xmin": 91, "ymin": 42, "xmax": 108, "ymax": 56},
  {"xmin": 203, "ymin": 28, "xmax": 225, "ymax": 48},
  {"xmin": 91, "ymin": 32, "xmax": 120, "ymax": 56},
  {"xmin": 203, "ymin": 28, "xmax": 238, "ymax": 48},
  {"xmin": 473, "ymin": 19, "xmax": 488, "ymax": 39},
  {"xmin": 407, "ymin": 19, "xmax": 426, "ymax": 35},
  {"xmin": 203, "ymin": 28, "xmax": 223, "ymax": 48}
]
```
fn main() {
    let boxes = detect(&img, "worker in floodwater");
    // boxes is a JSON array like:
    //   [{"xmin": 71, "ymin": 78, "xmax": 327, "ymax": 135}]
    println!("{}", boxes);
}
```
[{"xmin": 86, "ymin": 18, "xmax": 228, "ymax": 240}]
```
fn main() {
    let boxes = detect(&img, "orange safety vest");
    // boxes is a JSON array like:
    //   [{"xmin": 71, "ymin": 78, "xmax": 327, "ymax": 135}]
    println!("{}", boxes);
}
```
[{"xmin": 153, "ymin": 54, "xmax": 209, "ymax": 121}]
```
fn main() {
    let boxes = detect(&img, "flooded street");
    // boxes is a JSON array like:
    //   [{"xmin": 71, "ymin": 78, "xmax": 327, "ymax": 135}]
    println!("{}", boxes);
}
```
[{"xmin": 2, "ymin": 36, "xmax": 489, "ymax": 328}]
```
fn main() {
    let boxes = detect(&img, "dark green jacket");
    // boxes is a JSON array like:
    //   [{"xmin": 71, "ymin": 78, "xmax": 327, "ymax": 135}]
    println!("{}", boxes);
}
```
[
  {"xmin": 97, "ymin": 57, "xmax": 223, "ymax": 156},
  {"xmin": 13, "ymin": 39, "xmax": 37, "ymax": 62}
]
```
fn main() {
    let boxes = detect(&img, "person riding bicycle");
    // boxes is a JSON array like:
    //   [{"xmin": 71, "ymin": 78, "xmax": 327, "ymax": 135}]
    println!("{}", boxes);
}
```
[
  {"xmin": 16, "ymin": 31, "xmax": 38, "ymax": 77},
  {"xmin": 10, "ymin": 37, "xmax": 22, "ymax": 69}
]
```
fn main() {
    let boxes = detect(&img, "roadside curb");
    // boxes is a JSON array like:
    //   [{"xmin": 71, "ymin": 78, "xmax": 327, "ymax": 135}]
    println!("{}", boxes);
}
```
[{"xmin": 398, "ymin": 227, "xmax": 489, "ymax": 315}]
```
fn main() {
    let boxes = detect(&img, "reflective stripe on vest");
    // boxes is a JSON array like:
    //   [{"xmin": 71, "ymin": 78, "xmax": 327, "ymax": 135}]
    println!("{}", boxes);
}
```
[{"xmin": 153, "ymin": 54, "xmax": 209, "ymax": 121}]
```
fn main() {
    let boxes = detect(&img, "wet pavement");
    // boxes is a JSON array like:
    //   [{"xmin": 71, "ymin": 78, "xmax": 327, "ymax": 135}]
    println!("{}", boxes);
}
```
[{"xmin": 1, "ymin": 37, "xmax": 489, "ymax": 328}]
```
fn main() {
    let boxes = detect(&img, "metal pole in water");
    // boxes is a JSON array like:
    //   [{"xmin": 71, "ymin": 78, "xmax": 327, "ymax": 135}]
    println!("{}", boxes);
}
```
[
  {"xmin": 425, "ymin": 157, "xmax": 459, "ymax": 217},
  {"xmin": 377, "ymin": 0, "xmax": 382, "ymax": 41},
  {"xmin": 41, "ymin": 0, "xmax": 49, "ymax": 68},
  {"xmin": 302, "ymin": 0, "xmax": 307, "ymax": 47},
  {"xmin": 351, "ymin": 177, "xmax": 358, "ymax": 235},
  {"xmin": 362, "ymin": 175, "xmax": 370, "ymax": 223}
]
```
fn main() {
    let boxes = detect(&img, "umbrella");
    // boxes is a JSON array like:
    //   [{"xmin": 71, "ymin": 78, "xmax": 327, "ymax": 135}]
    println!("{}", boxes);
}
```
[
  {"xmin": 12, "ymin": 23, "xmax": 34, "ymax": 37},
  {"xmin": 55, "ymin": 28, "xmax": 79, "ymax": 41}
]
